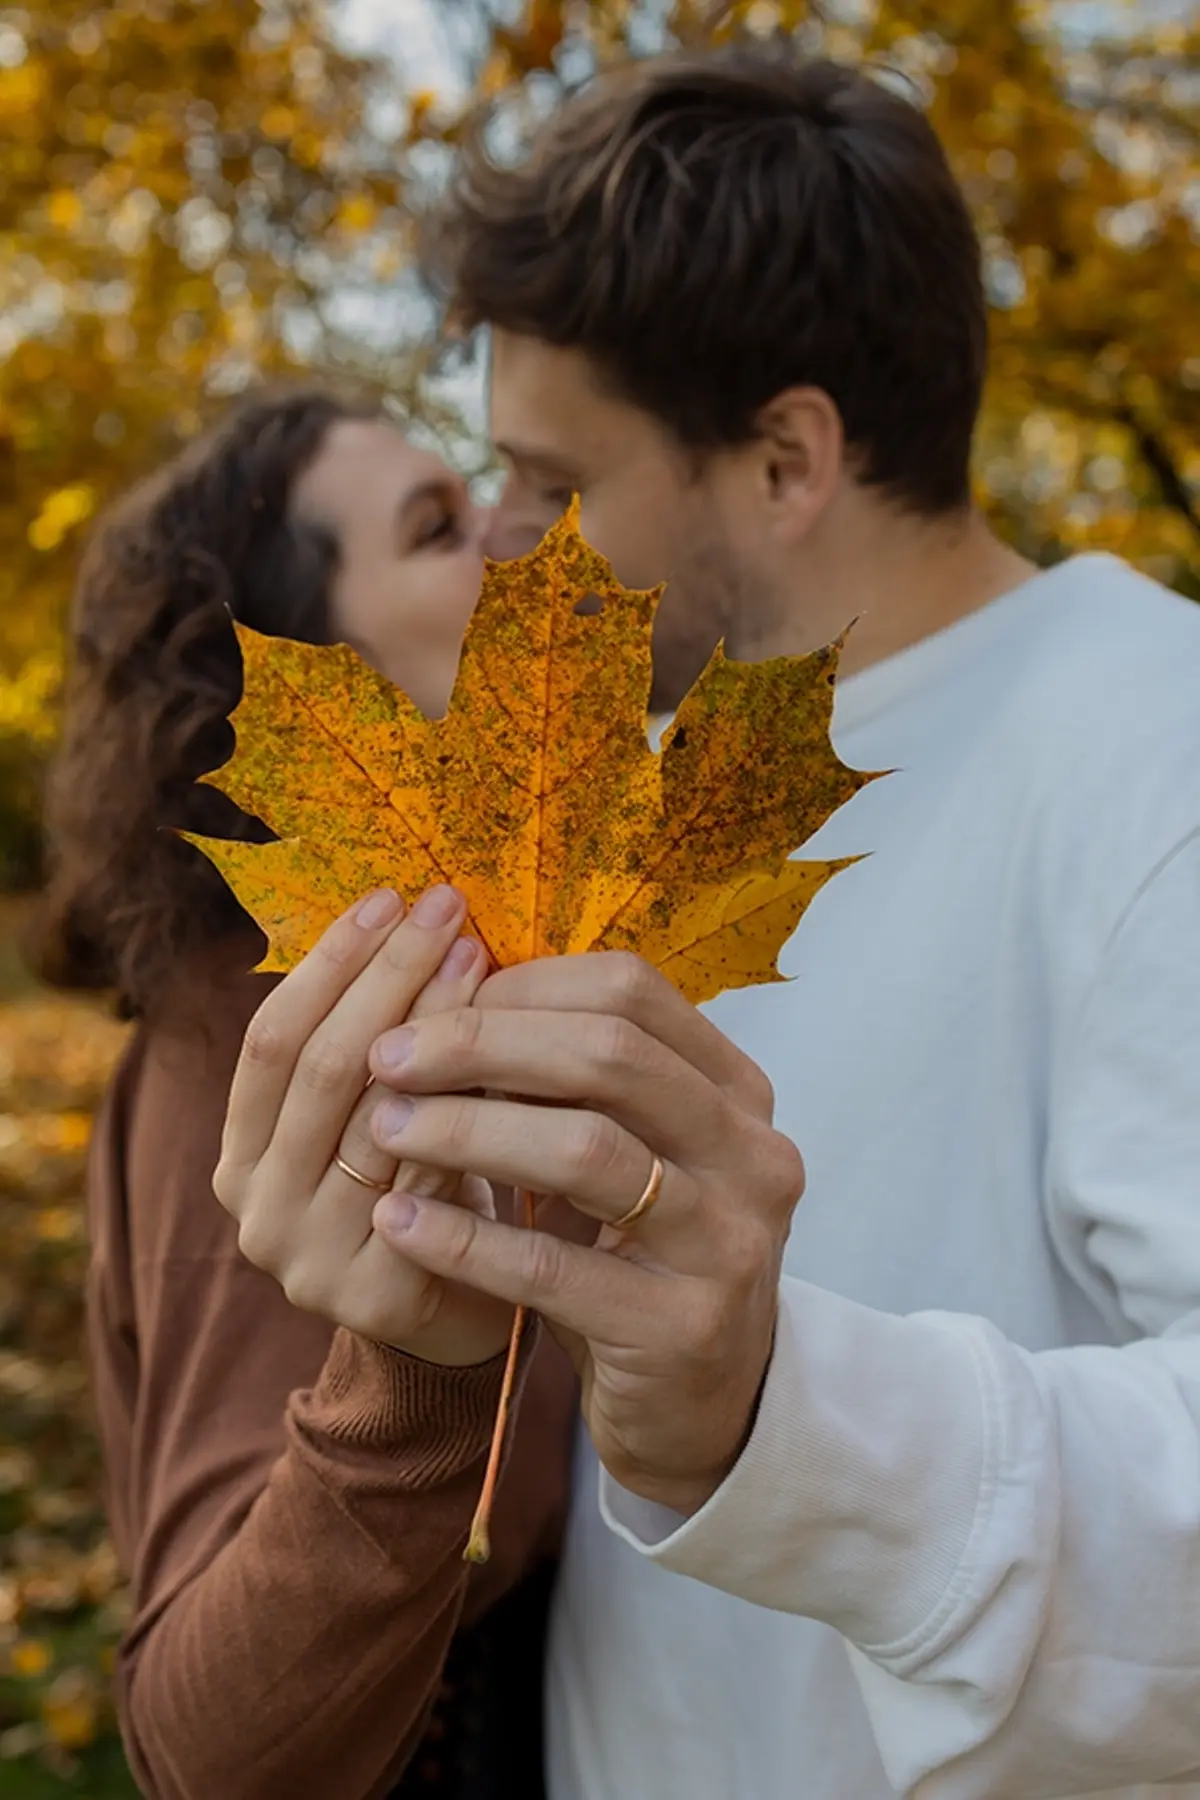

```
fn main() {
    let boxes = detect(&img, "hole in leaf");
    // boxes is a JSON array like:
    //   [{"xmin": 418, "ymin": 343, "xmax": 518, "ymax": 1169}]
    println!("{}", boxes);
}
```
[
  {"xmin": 669, "ymin": 726, "xmax": 688, "ymax": 750},
  {"xmin": 573, "ymin": 591, "xmax": 605, "ymax": 617}
]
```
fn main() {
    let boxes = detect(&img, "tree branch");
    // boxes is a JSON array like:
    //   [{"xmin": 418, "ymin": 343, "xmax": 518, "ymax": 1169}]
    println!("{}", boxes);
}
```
[{"xmin": 1118, "ymin": 407, "xmax": 1200, "ymax": 538}]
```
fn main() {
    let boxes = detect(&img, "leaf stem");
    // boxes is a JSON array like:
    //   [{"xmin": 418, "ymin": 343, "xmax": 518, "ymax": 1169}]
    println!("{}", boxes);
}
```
[{"xmin": 464, "ymin": 1188, "xmax": 536, "ymax": 1564}]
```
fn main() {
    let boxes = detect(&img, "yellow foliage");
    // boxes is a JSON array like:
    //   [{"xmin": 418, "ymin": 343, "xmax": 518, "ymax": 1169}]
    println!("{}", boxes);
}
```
[
  {"xmin": 45, "ymin": 190, "xmax": 81, "ymax": 232},
  {"xmin": 11, "ymin": 1638, "xmax": 52, "ymax": 1679},
  {"xmin": 260, "ymin": 104, "xmax": 297, "ymax": 142},
  {"xmin": 0, "ymin": 650, "xmax": 63, "ymax": 745},
  {"xmin": 335, "ymin": 194, "xmax": 378, "ymax": 234},
  {"xmin": 27, "ymin": 485, "xmax": 96, "ymax": 554}
]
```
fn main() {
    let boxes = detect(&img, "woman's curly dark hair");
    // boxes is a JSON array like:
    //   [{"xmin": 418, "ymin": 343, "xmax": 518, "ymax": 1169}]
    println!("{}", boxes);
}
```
[{"xmin": 35, "ymin": 385, "xmax": 379, "ymax": 1019}]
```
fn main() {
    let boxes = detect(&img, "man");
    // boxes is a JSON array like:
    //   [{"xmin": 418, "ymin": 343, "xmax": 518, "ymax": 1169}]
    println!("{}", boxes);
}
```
[{"xmin": 220, "ymin": 45, "xmax": 1200, "ymax": 1800}]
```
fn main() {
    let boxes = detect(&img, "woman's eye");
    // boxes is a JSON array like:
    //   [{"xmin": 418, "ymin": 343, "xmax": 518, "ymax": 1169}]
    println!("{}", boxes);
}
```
[{"xmin": 413, "ymin": 507, "xmax": 460, "ymax": 549}]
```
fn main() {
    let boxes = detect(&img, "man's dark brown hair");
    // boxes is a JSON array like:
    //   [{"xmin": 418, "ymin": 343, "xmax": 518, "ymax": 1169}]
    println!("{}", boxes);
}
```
[{"xmin": 434, "ymin": 45, "xmax": 987, "ymax": 514}]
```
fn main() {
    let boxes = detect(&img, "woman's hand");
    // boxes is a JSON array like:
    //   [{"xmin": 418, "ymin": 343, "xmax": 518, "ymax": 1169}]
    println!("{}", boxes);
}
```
[{"xmin": 213, "ymin": 885, "xmax": 515, "ymax": 1366}]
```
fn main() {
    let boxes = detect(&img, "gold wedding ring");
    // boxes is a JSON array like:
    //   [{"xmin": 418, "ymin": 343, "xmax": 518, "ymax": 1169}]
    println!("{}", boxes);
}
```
[
  {"xmin": 331, "ymin": 1075, "xmax": 391, "ymax": 1191},
  {"xmin": 609, "ymin": 1155, "xmax": 665, "ymax": 1232},
  {"xmin": 334, "ymin": 1153, "xmax": 392, "ymax": 1193},
  {"xmin": 331, "ymin": 1065, "xmax": 392, "ymax": 1195}
]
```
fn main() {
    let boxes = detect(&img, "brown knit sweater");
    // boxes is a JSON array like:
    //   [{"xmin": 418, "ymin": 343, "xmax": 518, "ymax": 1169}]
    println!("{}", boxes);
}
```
[{"xmin": 84, "ymin": 970, "xmax": 577, "ymax": 1800}]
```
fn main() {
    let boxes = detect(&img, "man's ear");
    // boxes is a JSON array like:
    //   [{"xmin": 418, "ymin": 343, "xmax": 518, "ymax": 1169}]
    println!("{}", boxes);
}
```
[{"xmin": 756, "ymin": 387, "xmax": 844, "ymax": 539}]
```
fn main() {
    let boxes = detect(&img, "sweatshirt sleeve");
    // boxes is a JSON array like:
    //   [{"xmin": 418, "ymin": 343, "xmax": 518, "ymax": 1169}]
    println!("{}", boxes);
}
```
[
  {"xmin": 88, "ymin": 976, "xmax": 573, "ymax": 1800},
  {"xmin": 601, "ymin": 828, "xmax": 1200, "ymax": 1798}
]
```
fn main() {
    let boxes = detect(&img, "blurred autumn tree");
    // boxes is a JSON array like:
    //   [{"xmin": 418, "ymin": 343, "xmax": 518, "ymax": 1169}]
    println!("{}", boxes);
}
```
[
  {"xmin": 1, "ymin": 0, "xmax": 1198, "ymax": 891},
  {"xmin": 0, "ymin": 0, "xmax": 465, "ymax": 888}
]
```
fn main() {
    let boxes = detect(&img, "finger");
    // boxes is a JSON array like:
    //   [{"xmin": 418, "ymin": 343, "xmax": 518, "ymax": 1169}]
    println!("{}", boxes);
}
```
[
  {"xmin": 343, "ymin": 1192, "xmax": 516, "ymax": 1366},
  {"xmin": 406, "ymin": 934, "xmax": 490, "ymax": 1021},
  {"xmin": 395, "ymin": 933, "xmax": 488, "ymax": 1193},
  {"xmin": 373, "ymin": 1190, "xmax": 661, "ymax": 1343},
  {"xmin": 370, "ymin": 1008, "xmax": 731, "ymax": 1169},
  {"xmin": 269, "ymin": 886, "xmax": 472, "ymax": 1187},
  {"xmin": 333, "ymin": 1086, "xmax": 468, "ymax": 1204},
  {"xmin": 324, "ymin": 1083, "xmax": 400, "ymax": 1197},
  {"xmin": 223, "ymin": 887, "xmax": 406, "ymax": 1169},
  {"xmin": 370, "ymin": 1092, "xmax": 694, "ymax": 1243},
  {"xmin": 477, "ymin": 953, "xmax": 773, "ymax": 1119},
  {"xmin": 275, "ymin": 1170, "xmax": 510, "ymax": 1368},
  {"xmin": 301, "ymin": 1130, "xmax": 494, "ymax": 1311},
  {"xmin": 327, "ymin": 935, "xmax": 490, "ymax": 1197}
]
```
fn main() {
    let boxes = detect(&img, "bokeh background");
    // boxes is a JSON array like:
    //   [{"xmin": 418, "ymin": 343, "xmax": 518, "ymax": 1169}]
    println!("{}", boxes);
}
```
[{"xmin": 0, "ymin": 0, "xmax": 1197, "ymax": 1791}]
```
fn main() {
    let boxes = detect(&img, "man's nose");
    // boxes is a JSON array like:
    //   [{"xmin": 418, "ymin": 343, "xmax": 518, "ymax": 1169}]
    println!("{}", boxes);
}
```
[{"xmin": 482, "ymin": 496, "xmax": 559, "ymax": 563}]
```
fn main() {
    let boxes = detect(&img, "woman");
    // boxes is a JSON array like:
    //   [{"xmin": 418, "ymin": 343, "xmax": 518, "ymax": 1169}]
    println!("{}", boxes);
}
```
[{"xmin": 37, "ymin": 388, "xmax": 576, "ymax": 1800}]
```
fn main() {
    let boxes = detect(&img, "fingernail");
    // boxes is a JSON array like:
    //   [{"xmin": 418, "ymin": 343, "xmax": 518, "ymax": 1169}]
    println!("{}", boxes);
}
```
[
  {"xmin": 411, "ymin": 884, "xmax": 461, "ymax": 928},
  {"xmin": 354, "ymin": 888, "xmax": 403, "ymax": 931},
  {"xmin": 375, "ymin": 1026, "xmax": 415, "ymax": 1072},
  {"xmin": 439, "ymin": 937, "xmax": 478, "ymax": 979},
  {"xmin": 374, "ymin": 1096, "xmax": 415, "ymax": 1144},
  {"xmin": 375, "ymin": 1192, "xmax": 418, "ymax": 1237}
]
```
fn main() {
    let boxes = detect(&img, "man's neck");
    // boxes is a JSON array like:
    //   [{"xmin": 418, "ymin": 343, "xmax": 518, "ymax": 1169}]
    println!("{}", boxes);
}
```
[{"xmin": 733, "ymin": 503, "xmax": 1038, "ymax": 681}]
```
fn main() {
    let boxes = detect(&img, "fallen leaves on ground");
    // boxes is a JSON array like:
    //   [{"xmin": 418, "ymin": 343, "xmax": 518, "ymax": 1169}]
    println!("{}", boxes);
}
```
[{"xmin": 0, "ymin": 984, "xmax": 135, "ymax": 1793}]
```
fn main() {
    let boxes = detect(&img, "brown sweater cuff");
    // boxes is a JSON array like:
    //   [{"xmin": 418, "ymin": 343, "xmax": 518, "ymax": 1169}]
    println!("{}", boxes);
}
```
[{"xmin": 290, "ymin": 1325, "xmax": 534, "ymax": 1487}]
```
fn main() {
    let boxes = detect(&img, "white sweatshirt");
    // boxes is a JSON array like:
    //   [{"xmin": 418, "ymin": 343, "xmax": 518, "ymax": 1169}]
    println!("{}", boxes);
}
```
[{"xmin": 547, "ymin": 555, "xmax": 1200, "ymax": 1800}]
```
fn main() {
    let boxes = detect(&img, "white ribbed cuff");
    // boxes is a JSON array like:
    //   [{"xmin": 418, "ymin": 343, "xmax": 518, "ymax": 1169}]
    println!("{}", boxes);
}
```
[{"xmin": 601, "ymin": 1277, "xmax": 995, "ymax": 1660}]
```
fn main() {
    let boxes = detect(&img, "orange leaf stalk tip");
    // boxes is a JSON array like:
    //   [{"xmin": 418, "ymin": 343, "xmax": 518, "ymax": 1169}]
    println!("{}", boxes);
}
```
[{"xmin": 465, "ymin": 1187, "xmax": 537, "ymax": 1565}]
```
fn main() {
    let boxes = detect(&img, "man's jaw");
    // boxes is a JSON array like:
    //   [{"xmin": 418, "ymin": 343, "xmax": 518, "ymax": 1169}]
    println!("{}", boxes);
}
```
[{"xmin": 648, "ymin": 544, "xmax": 783, "ymax": 712}]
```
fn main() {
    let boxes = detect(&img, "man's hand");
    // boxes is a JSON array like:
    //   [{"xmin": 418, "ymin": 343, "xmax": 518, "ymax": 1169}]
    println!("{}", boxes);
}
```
[
  {"xmin": 367, "ymin": 953, "xmax": 804, "ymax": 1515},
  {"xmin": 213, "ymin": 885, "xmax": 516, "ymax": 1367}
]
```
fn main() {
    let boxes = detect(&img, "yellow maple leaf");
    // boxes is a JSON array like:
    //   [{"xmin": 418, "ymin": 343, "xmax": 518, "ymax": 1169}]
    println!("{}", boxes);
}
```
[{"xmin": 193, "ymin": 505, "xmax": 872, "ymax": 1006}]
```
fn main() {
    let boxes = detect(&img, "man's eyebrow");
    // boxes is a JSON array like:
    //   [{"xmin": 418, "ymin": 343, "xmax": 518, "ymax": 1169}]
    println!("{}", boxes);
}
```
[{"xmin": 494, "ymin": 439, "xmax": 580, "ymax": 478}]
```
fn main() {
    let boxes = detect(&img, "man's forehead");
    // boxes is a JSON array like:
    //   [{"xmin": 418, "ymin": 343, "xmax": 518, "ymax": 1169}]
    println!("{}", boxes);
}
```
[
  {"xmin": 489, "ymin": 328, "xmax": 587, "ymax": 389},
  {"xmin": 487, "ymin": 334, "xmax": 641, "ymax": 469},
  {"xmin": 490, "ymin": 337, "xmax": 591, "ymax": 419},
  {"xmin": 489, "ymin": 395, "xmax": 607, "ymax": 476}
]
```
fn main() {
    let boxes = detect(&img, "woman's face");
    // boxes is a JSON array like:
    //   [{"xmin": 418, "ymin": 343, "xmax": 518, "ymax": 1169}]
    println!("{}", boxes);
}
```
[{"xmin": 290, "ymin": 418, "xmax": 486, "ymax": 718}]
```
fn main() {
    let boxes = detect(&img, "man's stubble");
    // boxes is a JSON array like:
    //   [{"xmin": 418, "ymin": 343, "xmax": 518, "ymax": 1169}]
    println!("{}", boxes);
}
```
[{"xmin": 648, "ymin": 527, "xmax": 770, "ymax": 715}]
